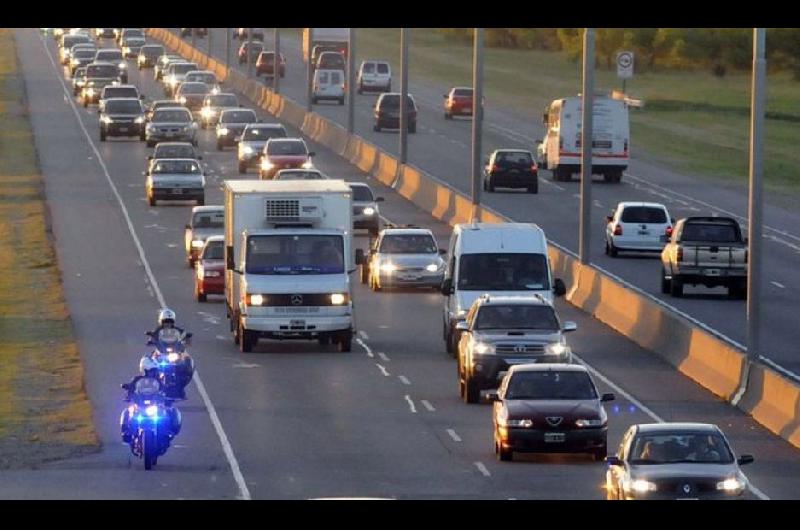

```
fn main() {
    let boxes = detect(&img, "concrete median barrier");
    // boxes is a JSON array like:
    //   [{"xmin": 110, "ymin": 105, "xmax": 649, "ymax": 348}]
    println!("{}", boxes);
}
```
[{"xmin": 145, "ymin": 29, "xmax": 800, "ymax": 449}]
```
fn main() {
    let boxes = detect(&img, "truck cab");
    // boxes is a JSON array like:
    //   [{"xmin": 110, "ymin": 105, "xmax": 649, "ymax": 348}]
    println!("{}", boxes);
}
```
[{"xmin": 224, "ymin": 180, "xmax": 356, "ymax": 352}]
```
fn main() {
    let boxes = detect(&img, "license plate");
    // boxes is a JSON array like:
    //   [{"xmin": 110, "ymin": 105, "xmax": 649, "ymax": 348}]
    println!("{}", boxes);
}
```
[
  {"xmin": 171, "ymin": 188, "xmax": 184, "ymax": 194},
  {"xmin": 638, "ymin": 230, "xmax": 649, "ymax": 235},
  {"xmin": 290, "ymin": 319, "xmax": 305, "ymax": 327},
  {"xmin": 118, "ymin": 127, "xmax": 128, "ymax": 133},
  {"xmin": 400, "ymin": 274, "xmax": 421, "ymax": 281},
  {"xmin": 704, "ymin": 269, "xmax": 720, "ymax": 276},
  {"xmin": 544, "ymin": 433, "xmax": 565, "ymax": 443}
]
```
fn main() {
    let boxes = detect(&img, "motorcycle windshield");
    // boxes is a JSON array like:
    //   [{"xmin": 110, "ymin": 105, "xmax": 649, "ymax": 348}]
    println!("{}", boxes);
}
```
[
  {"xmin": 134, "ymin": 377, "xmax": 161, "ymax": 396},
  {"xmin": 157, "ymin": 328, "xmax": 182, "ymax": 343}
]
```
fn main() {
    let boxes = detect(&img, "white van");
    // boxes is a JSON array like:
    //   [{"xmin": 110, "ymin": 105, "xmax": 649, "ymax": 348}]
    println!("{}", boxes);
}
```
[
  {"xmin": 538, "ymin": 95, "xmax": 629, "ymax": 183},
  {"xmin": 440, "ymin": 223, "xmax": 566, "ymax": 356},
  {"xmin": 357, "ymin": 60, "xmax": 392, "ymax": 93},
  {"xmin": 312, "ymin": 69, "xmax": 346, "ymax": 105}
]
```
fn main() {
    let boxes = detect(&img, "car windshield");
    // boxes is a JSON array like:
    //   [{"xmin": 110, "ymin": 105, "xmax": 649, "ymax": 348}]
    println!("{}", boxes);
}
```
[
  {"xmin": 192, "ymin": 211, "xmax": 224, "ymax": 229},
  {"xmin": 208, "ymin": 95, "xmax": 238, "ymax": 107},
  {"xmin": 246, "ymin": 235, "xmax": 344, "ymax": 275},
  {"xmin": 124, "ymin": 29, "xmax": 144, "ymax": 38},
  {"xmin": 221, "ymin": 111, "xmax": 256, "ymax": 123},
  {"xmin": 377, "ymin": 63, "xmax": 389, "ymax": 74},
  {"xmin": 105, "ymin": 100, "xmax": 142, "ymax": 113},
  {"xmin": 152, "ymin": 161, "xmax": 200, "ymax": 174},
  {"xmin": 475, "ymin": 305, "xmax": 559, "ymax": 331},
  {"xmin": 276, "ymin": 171, "xmax": 325, "ymax": 180},
  {"xmin": 458, "ymin": 253, "xmax": 550, "ymax": 291},
  {"xmin": 152, "ymin": 110, "xmax": 191, "ymax": 123},
  {"xmin": 179, "ymin": 83, "xmax": 209, "ymax": 95},
  {"xmin": 379, "ymin": 235, "xmax": 437, "ymax": 254},
  {"xmin": 505, "ymin": 371, "xmax": 598, "ymax": 400},
  {"xmin": 381, "ymin": 95, "xmax": 415, "ymax": 110},
  {"xmin": 319, "ymin": 54, "xmax": 345, "ymax": 67},
  {"xmin": 243, "ymin": 127, "xmax": 285, "ymax": 141},
  {"xmin": 187, "ymin": 73, "xmax": 216, "ymax": 84},
  {"xmin": 63, "ymin": 36, "xmax": 89, "ymax": 48},
  {"xmin": 453, "ymin": 88, "xmax": 473, "ymax": 97},
  {"xmin": 87, "ymin": 64, "xmax": 118, "ymax": 77},
  {"xmin": 154, "ymin": 145, "xmax": 195, "ymax": 158},
  {"xmin": 173, "ymin": 63, "xmax": 198, "ymax": 74},
  {"xmin": 681, "ymin": 222, "xmax": 739, "ymax": 243},
  {"xmin": 495, "ymin": 151, "xmax": 533, "ymax": 165},
  {"xmin": 362, "ymin": 63, "xmax": 375, "ymax": 74},
  {"xmin": 621, "ymin": 207, "xmax": 667, "ymax": 224},
  {"xmin": 96, "ymin": 51, "xmax": 122, "ymax": 61},
  {"xmin": 142, "ymin": 46, "xmax": 164, "ymax": 57},
  {"xmin": 104, "ymin": 87, "xmax": 138, "ymax": 99},
  {"xmin": 349, "ymin": 186, "xmax": 374, "ymax": 202},
  {"xmin": 628, "ymin": 433, "xmax": 734, "ymax": 465},
  {"xmin": 203, "ymin": 241, "xmax": 224, "ymax": 260},
  {"xmin": 151, "ymin": 101, "xmax": 176, "ymax": 111},
  {"xmin": 267, "ymin": 141, "xmax": 307, "ymax": 155},
  {"xmin": 74, "ymin": 50, "xmax": 96, "ymax": 59}
]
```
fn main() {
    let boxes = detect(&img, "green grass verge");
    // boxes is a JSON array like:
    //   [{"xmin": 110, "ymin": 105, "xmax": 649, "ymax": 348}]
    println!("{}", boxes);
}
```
[
  {"xmin": 350, "ymin": 29, "xmax": 800, "ymax": 194},
  {"xmin": 0, "ymin": 29, "xmax": 99, "ymax": 468}
]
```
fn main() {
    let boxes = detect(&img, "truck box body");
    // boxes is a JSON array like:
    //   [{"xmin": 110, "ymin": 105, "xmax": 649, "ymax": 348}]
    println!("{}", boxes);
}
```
[{"xmin": 302, "ymin": 28, "xmax": 350, "ymax": 63}]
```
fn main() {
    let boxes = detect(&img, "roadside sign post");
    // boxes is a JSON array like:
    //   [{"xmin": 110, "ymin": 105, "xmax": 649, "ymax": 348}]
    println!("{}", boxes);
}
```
[
  {"xmin": 247, "ymin": 28, "xmax": 253, "ymax": 79},
  {"xmin": 579, "ymin": 29, "xmax": 595, "ymax": 266},
  {"xmin": 399, "ymin": 28, "xmax": 409, "ymax": 165},
  {"xmin": 225, "ymin": 28, "xmax": 231, "ymax": 72},
  {"xmin": 273, "ymin": 28, "xmax": 280, "ymax": 94},
  {"xmin": 471, "ymin": 28, "xmax": 484, "ymax": 220},
  {"xmin": 347, "ymin": 29, "xmax": 356, "ymax": 134},
  {"xmin": 306, "ymin": 28, "xmax": 313, "ymax": 112},
  {"xmin": 617, "ymin": 51, "xmax": 633, "ymax": 95}
]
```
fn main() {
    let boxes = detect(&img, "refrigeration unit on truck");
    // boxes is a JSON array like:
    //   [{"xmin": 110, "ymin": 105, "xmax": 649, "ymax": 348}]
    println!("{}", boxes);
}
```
[
  {"xmin": 224, "ymin": 180, "xmax": 356, "ymax": 353},
  {"xmin": 538, "ymin": 95, "xmax": 630, "ymax": 183},
  {"xmin": 302, "ymin": 28, "xmax": 350, "ymax": 64}
]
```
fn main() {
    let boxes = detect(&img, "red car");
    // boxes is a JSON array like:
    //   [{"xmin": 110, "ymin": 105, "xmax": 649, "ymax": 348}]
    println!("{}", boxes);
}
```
[
  {"xmin": 238, "ymin": 42, "xmax": 263, "ymax": 65},
  {"xmin": 444, "ymin": 87, "xmax": 474, "ymax": 119},
  {"xmin": 195, "ymin": 236, "xmax": 225, "ymax": 302},
  {"xmin": 255, "ymin": 51, "xmax": 286, "ymax": 78},
  {"xmin": 259, "ymin": 138, "xmax": 315, "ymax": 180}
]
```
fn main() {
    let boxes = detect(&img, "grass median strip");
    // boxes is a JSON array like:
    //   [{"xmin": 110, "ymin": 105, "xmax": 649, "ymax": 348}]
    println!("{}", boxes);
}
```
[{"xmin": 0, "ymin": 29, "xmax": 98, "ymax": 468}]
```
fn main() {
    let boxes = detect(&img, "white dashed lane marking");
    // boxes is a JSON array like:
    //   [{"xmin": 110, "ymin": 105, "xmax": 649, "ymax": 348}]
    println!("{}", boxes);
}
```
[{"xmin": 446, "ymin": 429, "xmax": 462, "ymax": 442}]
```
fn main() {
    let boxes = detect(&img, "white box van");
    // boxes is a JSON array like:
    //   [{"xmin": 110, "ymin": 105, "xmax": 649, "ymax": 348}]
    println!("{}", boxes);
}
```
[
  {"xmin": 539, "ymin": 95, "xmax": 629, "ymax": 183},
  {"xmin": 440, "ymin": 223, "xmax": 566, "ymax": 356},
  {"xmin": 312, "ymin": 69, "xmax": 346, "ymax": 105},
  {"xmin": 357, "ymin": 60, "xmax": 391, "ymax": 93}
]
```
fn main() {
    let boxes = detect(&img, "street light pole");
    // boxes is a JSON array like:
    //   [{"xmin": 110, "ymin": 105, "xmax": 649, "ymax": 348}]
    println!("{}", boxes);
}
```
[
  {"xmin": 747, "ymin": 28, "xmax": 766, "ymax": 364},
  {"xmin": 579, "ymin": 28, "xmax": 595, "ymax": 265},
  {"xmin": 471, "ymin": 28, "xmax": 484, "ymax": 221},
  {"xmin": 347, "ymin": 28, "xmax": 356, "ymax": 134},
  {"xmin": 273, "ymin": 28, "xmax": 280, "ymax": 94},
  {"xmin": 225, "ymin": 28, "xmax": 231, "ymax": 73},
  {"xmin": 247, "ymin": 28, "xmax": 253, "ymax": 79},
  {"xmin": 306, "ymin": 28, "xmax": 313, "ymax": 112},
  {"xmin": 399, "ymin": 28, "xmax": 409, "ymax": 165}
]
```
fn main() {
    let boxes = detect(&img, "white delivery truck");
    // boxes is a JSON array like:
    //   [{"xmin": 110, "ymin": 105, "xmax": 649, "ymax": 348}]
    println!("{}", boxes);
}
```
[
  {"xmin": 224, "ymin": 180, "xmax": 357, "ymax": 352},
  {"xmin": 302, "ymin": 28, "xmax": 350, "ymax": 64},
  {"xmin": 538, "ymin": 95, "xmax": 630, "ymax": 183}
]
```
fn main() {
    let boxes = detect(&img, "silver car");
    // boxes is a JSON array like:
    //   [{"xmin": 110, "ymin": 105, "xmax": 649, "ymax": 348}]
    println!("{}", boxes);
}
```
[
  {"xmin": 237, "ymin": 123, "xmax": 287, "ymax": 173},
  {"xmin": 363, "ymin": 228, "xmax": 446, "ymax": 290},
  {"xmin": 184, "ymin": 206, "xmax": 224, "ymax": 266},
  {"xmin": 199, "ymin": 93, "xmax": 240, "ymax": 128},
  {"xmin": 605, "ymin": 201, "xmax": 673, "ymax": 257},
  {"xmin": 145, "ymin": 158, "xmax": 205, "ymax": 206},
  {"xmin": 145, "ymin": 107, "xmax": 197, "ymax": 147},
  {"xmin": 348, "ymin": 182, "xmax": 383, "ymax": 237},
  {"xmin": 606, "ymin": 423, "xmax": 754, "ymax": 500}
]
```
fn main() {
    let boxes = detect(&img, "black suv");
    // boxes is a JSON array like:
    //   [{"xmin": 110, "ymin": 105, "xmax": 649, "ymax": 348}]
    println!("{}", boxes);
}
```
[
  {"xmin": 99, "ymin": 98, "xmax": 146, "ymax": 141},
  {"xmin": 374, "ymin": 93, "xmax": 417, "ymax": 133},
  {"xmin": 484, "ymin": 149, "xmax": 538, "ymax": 194}
]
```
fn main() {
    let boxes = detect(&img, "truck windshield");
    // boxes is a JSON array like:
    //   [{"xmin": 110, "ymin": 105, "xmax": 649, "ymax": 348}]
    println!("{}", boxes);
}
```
[
  {"xmin": 246, "ymin": 235, "xmax": 344, "ymax": 275},
  {"xmin": 458, "ymin": 253, "xmax": 550, "ymax": 291}
]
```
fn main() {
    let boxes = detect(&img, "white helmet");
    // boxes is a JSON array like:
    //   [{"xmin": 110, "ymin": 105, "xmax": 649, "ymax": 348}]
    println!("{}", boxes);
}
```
[
  {"xmin": 158, "ymin": 308, "xmax": 176, "ymax": 327},
  {"xmin": 139, "ymin": 355, "xmax": 159, "ymax": 376}
]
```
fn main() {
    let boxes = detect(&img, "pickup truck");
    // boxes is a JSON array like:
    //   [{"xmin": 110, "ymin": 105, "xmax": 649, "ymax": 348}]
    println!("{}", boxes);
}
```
[{"xmin": 660, "ymin": 216, "xmax": 748, "ymax": 299}]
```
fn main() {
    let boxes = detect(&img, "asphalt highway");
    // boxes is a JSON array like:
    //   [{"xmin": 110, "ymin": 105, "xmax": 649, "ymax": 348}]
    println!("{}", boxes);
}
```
[{"xmin": 3, "ymin": 28, "xmax": 799, "ymax": 499}]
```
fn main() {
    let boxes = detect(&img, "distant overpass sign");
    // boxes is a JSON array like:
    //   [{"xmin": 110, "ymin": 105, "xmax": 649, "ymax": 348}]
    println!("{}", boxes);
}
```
[{"xmin": 617, "ymin": 51, "xmax": 634, "ymax": 79}]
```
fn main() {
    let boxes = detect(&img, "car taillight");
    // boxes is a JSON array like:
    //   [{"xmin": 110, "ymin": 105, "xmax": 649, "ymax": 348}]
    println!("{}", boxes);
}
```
[
  {"xmin": 492, "ymin": 165, "xmax": 500, "ymax": 172},
  {"xmin": 531, "ymin": 164, "xmax": 538, "ymax": 173},
  {"xmin": 613, "ymin": 225, "xmax": 623, "ymax": 236},
  {"xmin": 677, "ymin": 247, "xmax": 683, "ymax": 262},
  {"xmin": 665, "ymin": 226, "xmax": 673, "ymax": 237}
]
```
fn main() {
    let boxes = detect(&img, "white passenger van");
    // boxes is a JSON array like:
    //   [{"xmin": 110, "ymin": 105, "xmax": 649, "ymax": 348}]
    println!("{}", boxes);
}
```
[
  {"xmin": 312, "ymin": 69, "xmax": 346, "ymax": 105},
  {"xmin": 440, "ymin": 223, "xmax": 566, "ymax": 356},
  {"xmin": 538, "ymin": 95, "xmax": 629, "ymax": 183}
]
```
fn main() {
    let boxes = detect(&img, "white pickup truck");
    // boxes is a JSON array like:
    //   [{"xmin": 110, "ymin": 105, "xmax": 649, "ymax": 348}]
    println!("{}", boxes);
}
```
[{"xmin": 660, "ymin": 216, "xmax": 748, "ymax": 299}]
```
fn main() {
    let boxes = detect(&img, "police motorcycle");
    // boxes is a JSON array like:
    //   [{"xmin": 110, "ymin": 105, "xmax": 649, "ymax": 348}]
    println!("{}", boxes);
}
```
[{"xmin": 146, "ymin": 327, "xmax": 195, "ymax": 400}]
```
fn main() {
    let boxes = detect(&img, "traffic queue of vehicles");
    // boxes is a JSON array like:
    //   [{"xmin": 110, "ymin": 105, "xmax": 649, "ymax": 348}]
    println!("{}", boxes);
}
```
[{"xmin": 47, "ymin": 29, "xmax": 755, "ymax": 495}]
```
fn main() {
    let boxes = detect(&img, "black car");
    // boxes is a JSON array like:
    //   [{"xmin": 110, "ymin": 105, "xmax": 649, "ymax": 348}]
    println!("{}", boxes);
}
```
[
  {"xmin": 606, "ymin": 423, "xmax": 754, "ymax": 500},
  {"xmin": 374, "ymin": 93, "xmax": 417, "ymax": 133},
  {"xmin": 484, "ymin": 149, "xmax": 538, "ymax": 194},
  {"xmin": 94, "ymin": 49, "xmax": 128, "ymax": 82},
  {"xmin": 489, "ymin": 364, "xmax": 614, "ymax": 462},
  {"xmin": 138, "ymin": 45, "xmax": 165, "ymax": 69},
  {"xmin": 81, "ymin": 62, "xmax": 123, "ymax": 106},
  {"xmin": 99, "ymin": 98, "xmax": 146, "ymax": 141},
  {"xmin": 216, "ymin": 108, "xmax": 258, "ymax": 150}
]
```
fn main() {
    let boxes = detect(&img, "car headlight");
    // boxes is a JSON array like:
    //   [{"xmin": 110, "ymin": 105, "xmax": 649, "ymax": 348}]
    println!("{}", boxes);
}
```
[
  {"xmin": 545, "ymin": 342, "xmax": 570, "ymax": 357},
  {"xmin": 167, "ymin": 352, "xmax": 180, "ymax": 363},
  {"xmin": 201, "ymin": 108, "xmax": 213, "ymax": 117},
  {"xmin": 379, "ymin": 263, "xmax": 397, "ymax": 273},
  {"xmin": 330, "ymin": 293, "xmax": 348, "ymax": 305},
  {"xmin": 456, "ymin": 309, "xmax": 468, "ymax": 318},
  {"xmin": 86, "ymin": 88, "xmax": 95, "ymax": 96},
  {"xmin": 211, "ymin": 86, "xmax": 220, "ymax": 95},
  {"xmin": 179, "ymin": 96, "xmax": 187, "ymax": 104},
  {"xmin": 118, "ymin": 62, "xmax": 127, "ymax": 69},
  {"xmin": 362, "ymin": 207, "xmax": 375, "ymax": 216},
  {"xmin": 425, "ymin": 263, "xmax": 441, "ymax": 272},
  {"xmin": 247, "ymin": 294, "xmax": 264, "ymax": 306},
  {"xmin": 575, "ymin": 418, "xmax": 605, "ymax": 428},
  {"xmin": 242, "ymin": 145, "xmax": 254, "ymax": 154},
  {"xmin": 144, "ymin": 405, "xmax": 159, "ymax": 417},
  {"xmin": 134, "ymin": 116, "xmax": 145, "ymax": 124},
  {"xmin": 717, "ymin": 476, "xmax": 746, "ymax": 492},
  {"xmin": 261, "ymin": 159, "xmax": 274, "ymax": 170},
  {"xmin": 100, "ymin": 115, "xmax": 112, "ymax": 124},
  {"xmin": 473, "ymin": 341, "xmax": 495, "ymax": 355},
  {"xmin": 123, "ymin": 47, "xmax": 130, "ymax": 54},
  {"xmin": 502, "ymin": 419, "xmax": 533, "ymax": 428},
  {"xmin": 626, "ymin": 479, "xmax": 657, "ymax": 493},
  {"xmin": 217, "ymin": 127, "xmax": 229, "ymax": 136},
  {"xmin": 191, "ymin": 240, "xmax": 205, "ymax": 248},
  {"xmin": 302, "ymin": 160, "xmax": 314, "ymax": 169}
]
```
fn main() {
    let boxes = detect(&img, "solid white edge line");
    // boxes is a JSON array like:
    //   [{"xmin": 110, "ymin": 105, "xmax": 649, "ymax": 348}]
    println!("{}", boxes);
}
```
[
  {"xmin": 377, "ymin": 352, "xmax": 390, "ymax": 362},
  {"xmin": 573, "ymin": 352, "xmax": 769, "ymax": 500},
  {"xmin": 39, "ymin": 32, "xmax": 251, "ymax": 501},
  {"xmin": 446, "ymin": 429, "xmax": 462, "ymax": 442}
]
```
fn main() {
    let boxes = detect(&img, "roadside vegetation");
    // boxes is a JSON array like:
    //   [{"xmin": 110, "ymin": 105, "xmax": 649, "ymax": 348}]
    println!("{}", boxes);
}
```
[{"xmin": 0, "ymin": 29, "xmax": 98, "ymax": 467}]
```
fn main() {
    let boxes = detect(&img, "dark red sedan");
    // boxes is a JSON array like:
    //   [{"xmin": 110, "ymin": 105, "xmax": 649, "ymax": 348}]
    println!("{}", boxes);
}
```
[
  {"xmin": 195, "ymin": 236, "xmax": 225, "ymax": 302},
  {"xmin": 444, "ymin": 87, "xmax": 474, "ymax": 119},
  {"xmin": 255, "ymin": 51, "xmax": 286, "ymax": 78}
]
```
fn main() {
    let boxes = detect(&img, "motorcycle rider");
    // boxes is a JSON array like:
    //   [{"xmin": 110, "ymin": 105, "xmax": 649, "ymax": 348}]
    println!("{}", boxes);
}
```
[
  {"xmin": 147, "ymin": 308, "xmax": 187, "ymax": 341},
  {"xmin": 120, "ymin": 357, "xmax": 182, "ymax": 444},
  {"xmin": 146, "ymin": 307, "xmax": 194, "ymax": 400}
]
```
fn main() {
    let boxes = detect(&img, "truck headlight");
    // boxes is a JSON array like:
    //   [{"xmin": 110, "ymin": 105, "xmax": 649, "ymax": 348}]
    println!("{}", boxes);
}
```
[
  {"xmin": 545, "ymin": 342, "xmax": 570, "ymax": 357},
  {"xmin": 191, "ymin": 240, "xmax": 205, "ymax": 248},
  {"xmin": 330, "ymin": 293, "xmax": 348, "ymax": 305},
  {"xmin": 362, "ymin": 207, "xmax": 375, "ymax": 216},
  {"xmin": 247, "ymin": 294, "xmax": 265, "ymax": 306},
  {"xmin": 473, "ymin": 342, "xmax": 495, "ymax": 355}
]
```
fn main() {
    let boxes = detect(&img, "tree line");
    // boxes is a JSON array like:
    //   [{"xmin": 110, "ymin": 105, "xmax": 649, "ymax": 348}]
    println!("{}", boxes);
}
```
[{"xmin": 438, "ymin": 29, "xmax": 800, "ymax": 79}]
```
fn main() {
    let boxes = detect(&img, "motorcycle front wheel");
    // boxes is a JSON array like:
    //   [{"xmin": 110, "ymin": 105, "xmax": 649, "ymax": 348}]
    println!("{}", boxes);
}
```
[{"xmin": 143, "ymin": 430, "xmax": 156, "ymax": 470}]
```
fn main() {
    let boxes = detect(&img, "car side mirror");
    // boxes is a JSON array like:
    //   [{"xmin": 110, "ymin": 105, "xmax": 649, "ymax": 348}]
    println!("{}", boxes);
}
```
[
  {"xmin": 140, "ymin": 95, "xmax": 145, "ymax": 99},
  {"xmin": 185, "ymin": 224, "xmax": 191, "ymax": 230},
  {"xmin": 375, "ymin": 197, "xmax": 385, "ymax": 202},
  {"xmin": 606, "ymin": 455, "xmax": 622, "ymax": 466},
  {"xmin": 308, "ymin": 152, "xmax": 316, "ymax": 157},
  {"xmin": 535, "ymin": 139, "xmax": 542, "ymax": 145},
  {"xmin": 455, "ymin": 321, "xmax": 469, "ymax": 332},
  {"xmin": 606, "ymin": 215, "xmax": 613, "ymax": 223},
  {"xmin": 601, "ymin": 393, "xmax": 615, "ymax": 402},
  {"xmin": 438, "ymin": 248, "xmax": 447, "ymax": 255},
  {"xmin": 486, "ymin": 391, "xmax": 500, "ymax": 402},
  {"xmin": 197, "ymin": 155, "xmax": 203, "ymax": 160},
  {"xmin": 147, "ymin": 155, "xmax": 153, "ymax": 160},
  {"xmin": 562, "ymin": 321, "xmax": 577, "ymax": 333},
  {"xmin": 737, "ymin": 454, "xmax": 754, "ymax": 466},
  {"xmin": 355, "ymin": 248, "xmax": 365, "ymax": 265},
  {"xmin": 441, "ymin": 278, "xmax": 453, "ymax": 296},
  {"xmin": 554, "ymin": 278, "xmax": 566, "ymax": 297}
]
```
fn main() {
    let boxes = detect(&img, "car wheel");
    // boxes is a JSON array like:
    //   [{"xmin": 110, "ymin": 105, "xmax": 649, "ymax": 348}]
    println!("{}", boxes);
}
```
[
  {"xmin": 464, "ymin": 376, "xmax": 479, "ymax": 404},
  {"xmin": 661, "ymin": 272, "xmax": 671, "ymax": 294},
  {"xmin": 196, "ymin": 286, "xmax": 207, "ymax": 303},
  {"xmin": 337, "ymin": 333, "xmax": 352, "ymax": 353},
  {"xmin": 239, "ymin": 321, "xmax": 255, "ymax": 353},
  {"xmin": 593, "ymin": 444, "xmax": 607, "ymax": 461},
  {"xmin": 238, "ymin": 162, "xmax": 247, "ymax": 174},
  {"xmin": 496, "ymin": 441, "xmax": 513, "ymax": 462},
  {"xmin": 360, "ymin": 264, "xmax": 369, "ymax": 284},
  {"xmin": 670, "ymin": 277, "xmax": 684, "ymax": 297}
]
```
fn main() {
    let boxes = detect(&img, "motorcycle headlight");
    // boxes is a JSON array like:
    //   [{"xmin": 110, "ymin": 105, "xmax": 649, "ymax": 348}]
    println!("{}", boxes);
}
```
[
  {"xmin": 191, "ymin": 240, "xmax": 205, "ymax": 248},
  {"xmin": 473, "ymin": 341, "xmax": 495, "ymax": 355},
  {"xmin": 379, "ymin": 262, "xmax": 396, "ymax": 273},
  {"xmin": 217, "ymin": 127, "xmax": 229, "ymax": 136},
  {"xmin": 330, "ymin": 293, "xmax": 348, "ymax": 305},
  {"xmin": 144, "ymin": 405, "xmax": 159, "ymax": 417},
  {"xmin": 134, "ymin": 116, "xmax": 145, "ymax": 124},
  {"xmin": 167, "ymin": 352, "xmax": 180, "ymax": 363},
  {"xmin": 362, "ymin": 207, "xmax": 375, "ymax": 216},
  {"xmin": 716, "ymin": 476, "xmax": 746, "ymax": 492}
]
